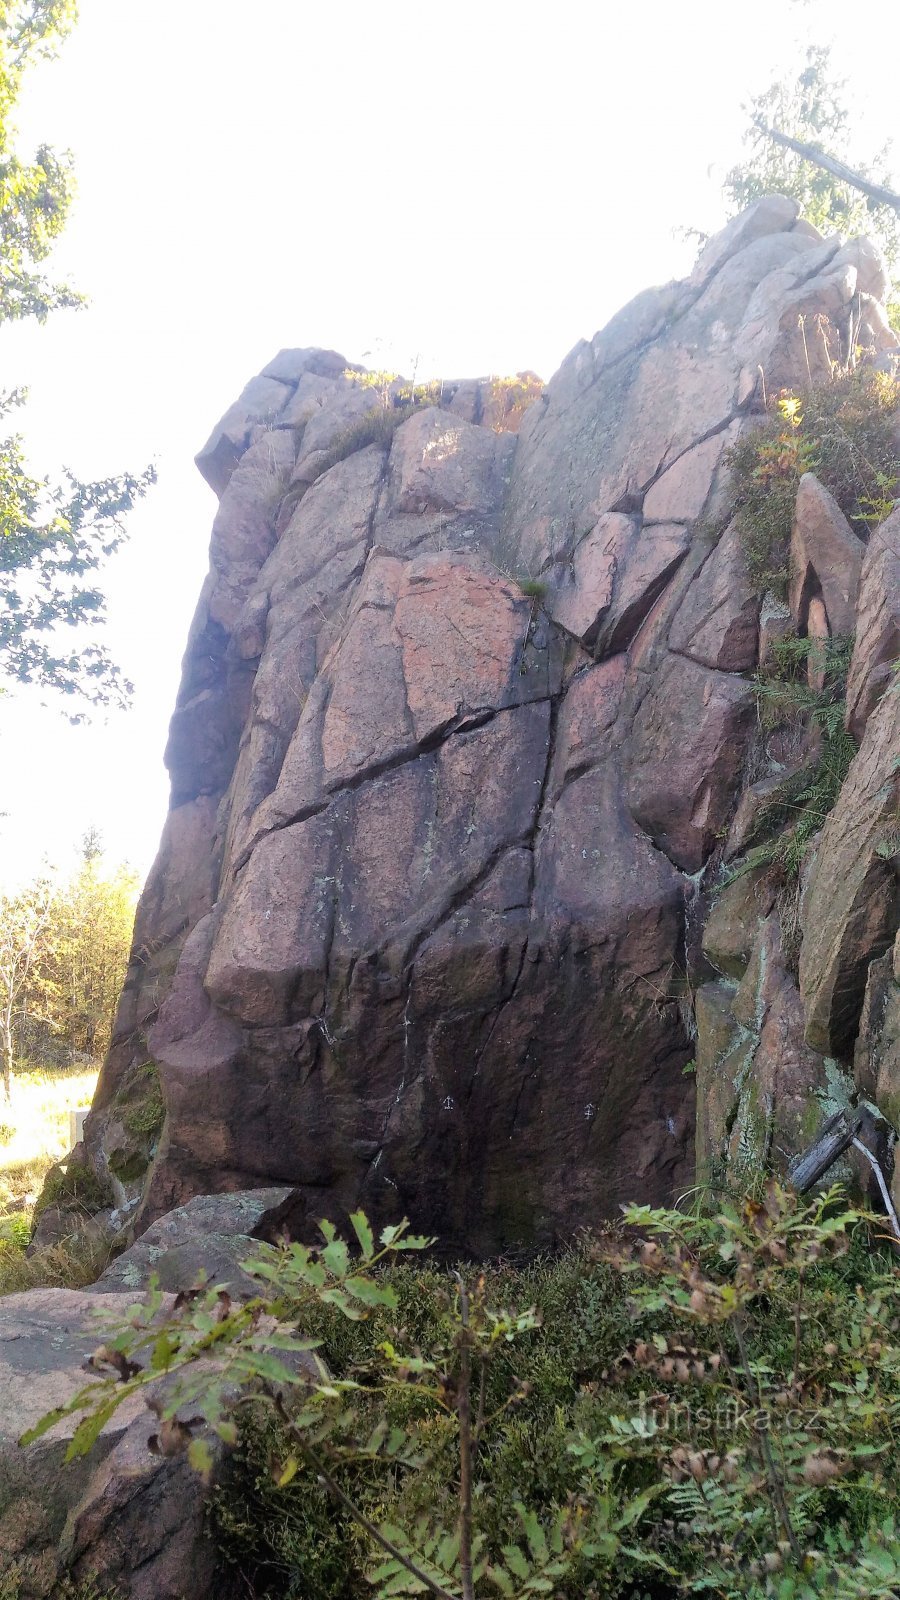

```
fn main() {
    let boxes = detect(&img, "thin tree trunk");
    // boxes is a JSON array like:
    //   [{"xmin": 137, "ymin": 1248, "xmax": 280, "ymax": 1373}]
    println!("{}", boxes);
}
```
[
  {"xmin": 755, "ymin": 120, "xmax": 900, "ymax": 214},
  {"xmin": 2, "ymin": 1007, "xmax": 13, "ymax": 1100}
]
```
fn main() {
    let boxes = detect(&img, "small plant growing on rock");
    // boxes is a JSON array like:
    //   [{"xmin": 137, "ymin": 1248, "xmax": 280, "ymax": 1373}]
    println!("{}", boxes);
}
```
[
  {"xmin": 315, "ymin": 405, "xmax": 420, "ymax": 476},
  {"xmin": 516, "ymin": 578, "xmax": 548, "ymax": 602},
  {"xmin": 739, "ymin": 632, "xmax": 857, "ymax": 891}
]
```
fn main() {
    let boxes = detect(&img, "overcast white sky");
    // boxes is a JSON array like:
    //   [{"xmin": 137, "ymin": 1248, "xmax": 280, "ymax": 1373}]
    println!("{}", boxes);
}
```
[{"xmin": 0, "ymin": 0, "xmax": 896, "ymax": 889}]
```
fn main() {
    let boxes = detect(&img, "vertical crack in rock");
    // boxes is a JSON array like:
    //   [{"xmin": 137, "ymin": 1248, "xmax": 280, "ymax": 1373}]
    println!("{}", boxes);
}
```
[{"xmin": 73, "ymin": 203, "xmax": 900, "ymax": 1249}]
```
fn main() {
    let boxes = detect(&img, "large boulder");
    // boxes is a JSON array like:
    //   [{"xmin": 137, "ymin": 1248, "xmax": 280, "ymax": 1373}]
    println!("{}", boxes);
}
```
[{"xmin": 93, "ymin": 1186, "xmax": 293, "ymax": 1296}]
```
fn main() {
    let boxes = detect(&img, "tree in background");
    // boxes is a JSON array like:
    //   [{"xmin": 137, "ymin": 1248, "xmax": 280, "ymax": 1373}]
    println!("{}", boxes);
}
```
[
  {"xmin": 0, "ymin": 870, "xmax": 53, "ymax": 1096},
  {"xmin": 36, "ymin": 842, "xmax": 139, "ymax": 1063},
  {"xmin": 0, "ymin": 836, "xmax": 138, "ymax": 1094},
  {"xmin": 725, "ymin": 46, "xmax": 899, "ymax": 327},
  {"xmin": 0, "ymin": 0, "xmax": 154, "ymax": 713}
]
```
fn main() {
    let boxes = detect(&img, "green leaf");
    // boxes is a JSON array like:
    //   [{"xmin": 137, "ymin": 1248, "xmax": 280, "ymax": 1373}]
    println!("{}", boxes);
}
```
[
  {"xmin": 65, "ymin": 1389, "xmax": 127, "ymax": 1461},
  {"xmin": 501, "ymin": 1544, "xmax": 530, "ymax": 1581},
  {"xmin": 350, "ymin": 1210, "xmax": 375, "ymax": 1261},
  {"xmin": 19, "ymin": 1401, "xmax": 73, "ymax": 1447},
  {"xmin": 345, "ymin": 1274, "xmax": 398, "ymax": 1309},
  {"xmin": 487, "ymin": 1567, "xmax": 515, "ymax": 1596},
  {"xmin": 321, "ymin": 1237, "xmax": 351, "ymax": 1278},
  {"xmin": 516, "ymin": 1504, "xmax": 548, "ymax": 1565},
  {"xmin": 320, "ymin": 1286, "xmax": 367, "ymax": 1320}
]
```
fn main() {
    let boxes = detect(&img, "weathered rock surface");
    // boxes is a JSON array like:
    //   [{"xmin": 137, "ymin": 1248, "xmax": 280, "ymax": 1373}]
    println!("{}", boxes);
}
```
[
  {"xmin": 669, "ymin": 521, "xmax": 760, "ymax": 672},
  {"xmin": 696, "ymin": 914, "xmax": 847, "ymax": 1184},
  {"xmin": 93, "ymin": 1186, "xmax": 292, "ymax": 1296},
  {"xmin": 855, "ymin": 933, "xmax": 900, "ymax": 1124},
  {"xmin": 845, "ymin": 506, "xmax": 900, "ymax": 740},
  {"xmin": 800, "ymin": 686, "xmax": 900, "ymax": 1057},
  {"xmin": 0, "ymin": 1288, "xmax": 232, "ymax": 1600},
  {"xmin": 702, "ymin": 866, "xmax": 778, "ymax": 980},
  {"xmin": 72, "ymin": 202, "xmax": 899, "ymax": 1254}
]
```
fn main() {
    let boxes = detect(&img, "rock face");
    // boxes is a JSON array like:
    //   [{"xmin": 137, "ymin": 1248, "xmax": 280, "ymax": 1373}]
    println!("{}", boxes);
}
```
[
  {"xmin": 0, "ymin": 1288, "xmax": 233, "ymax": 1600},
  {"xmin": 800, "ymin": 687, "xmax": 900, "ymax": 1058},
  {"xmin": 845, "ymin": 506, "xmax": 900, "ymax": 739},
  {"xmin": 74, "ymin": 198, "xmax": 899, "ymax": 1254}
]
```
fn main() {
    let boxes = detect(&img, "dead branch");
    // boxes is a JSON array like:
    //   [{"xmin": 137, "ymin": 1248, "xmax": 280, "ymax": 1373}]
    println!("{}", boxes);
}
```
[{"xmin": 755, "ymin": 120, "xmax": 900, "ymax": 215}]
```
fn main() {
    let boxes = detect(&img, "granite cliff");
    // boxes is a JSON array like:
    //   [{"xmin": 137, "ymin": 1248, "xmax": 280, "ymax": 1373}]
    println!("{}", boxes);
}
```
[{"xmin": 59, "ymin": 196, "xmax": 899, "ymax": 1254}]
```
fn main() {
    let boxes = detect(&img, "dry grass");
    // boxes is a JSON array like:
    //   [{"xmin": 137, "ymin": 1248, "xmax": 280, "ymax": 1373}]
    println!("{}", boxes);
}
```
[
  {"xmin": 0, "ymin": 1062, "xmax": 97, "ymax": 1210},
  {"xmin": 0, "ymin": 1061, "xmax": 102, "ymax": 1296}
]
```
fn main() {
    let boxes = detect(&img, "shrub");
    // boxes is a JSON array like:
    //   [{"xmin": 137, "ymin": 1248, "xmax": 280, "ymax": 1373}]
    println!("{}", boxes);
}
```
[
  {"xmin": 483, "ymin": 374, "xmax": 543, "ymax": 434},
  {"xmin": 728, "ymin": 369, "xmax": 900, "ymax": 598},
  {"xmin": 25, "ymin": 1192, "xmax": 900, "ymax": 1599}
]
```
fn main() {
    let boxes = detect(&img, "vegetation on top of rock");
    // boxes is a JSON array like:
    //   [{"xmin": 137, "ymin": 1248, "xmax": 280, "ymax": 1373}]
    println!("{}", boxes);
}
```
[
  {"xmin": 30, "ymin": 1157, "xmax": 112, "ymax": 1225},
  {"xmin": 342, "ymin": 369, "xmax": 446, "ymax": 410},
  {"xmin": 482, "ymin": 374, "xmax": 544, "ymax": 434},
  {"xmin": 26, "ymin": 1188, "xmax": 900, "ymax": 1600},
  {"xmin": 728, "ymin": 370, "xmax": 899, "ymax": 600}
]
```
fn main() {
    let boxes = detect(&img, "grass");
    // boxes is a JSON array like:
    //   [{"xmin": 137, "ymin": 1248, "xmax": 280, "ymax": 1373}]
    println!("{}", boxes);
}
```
[
  {"xmin": 314, "ymin": 402, "xmax": 424, "ymax": 478},
  {"xmin": 0, "ymin": 1059, "xmax": 106, "ymax": 1297},
  {"xmin": 0, "ymin": 1060, "xmax": 97, "ymax": 1211}
]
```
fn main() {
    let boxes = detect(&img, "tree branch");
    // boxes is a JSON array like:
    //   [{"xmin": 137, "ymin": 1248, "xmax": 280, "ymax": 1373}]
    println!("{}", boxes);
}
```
[{"xmin": 755, "ymin": 120, "xmax": 900, "ymax": 215}]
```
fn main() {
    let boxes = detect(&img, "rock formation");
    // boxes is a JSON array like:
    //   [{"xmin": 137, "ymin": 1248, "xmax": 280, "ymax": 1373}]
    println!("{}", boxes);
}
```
[
  {"xmin": 8, "ymin": 196, "xmax": 900, "ymax": 1597},
  {"xmin": 56, "ymin": 196, "xmax": 898, "ymax": 1255},
  {"xmin": 0, "ymin": 1192, "xmax": 292, "ymax": 1600}
]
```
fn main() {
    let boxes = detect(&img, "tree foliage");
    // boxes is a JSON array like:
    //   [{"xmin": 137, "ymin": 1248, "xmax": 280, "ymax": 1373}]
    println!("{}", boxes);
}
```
[
  {"xmin": 725, "ymin": 47, "xmax": 899, "ymax": 319},
  {"xmin": 0, "ymin": 0, "xmax": 81, "ymax": 324},
  {"xmin": 0, "ymin": 838, "xmax": 138, "ymax": 1094},
  {"xmin": 0, "ymin": 0, "xmax": 154, "ymax": 709}
]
